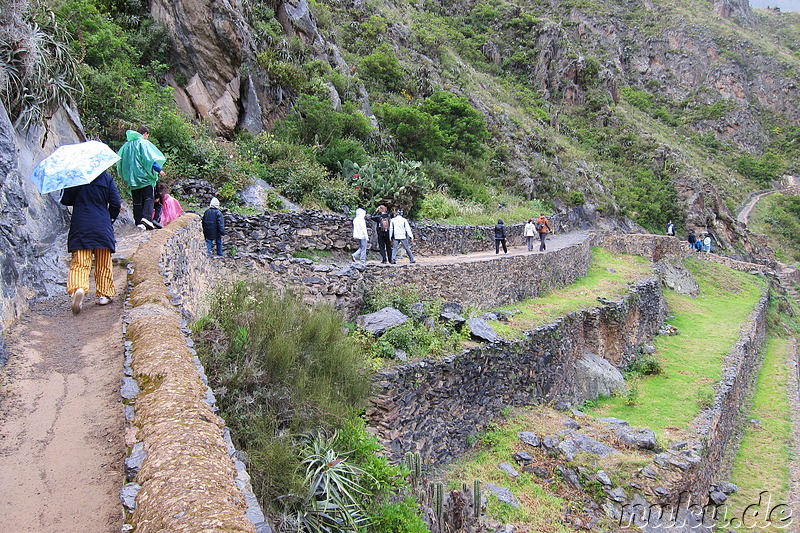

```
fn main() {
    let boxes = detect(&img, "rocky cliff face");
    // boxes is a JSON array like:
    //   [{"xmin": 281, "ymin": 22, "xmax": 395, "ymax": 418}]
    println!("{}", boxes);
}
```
[{"xmin": 0, "ymin": 103, "xmax": 82, "ymax": 331}]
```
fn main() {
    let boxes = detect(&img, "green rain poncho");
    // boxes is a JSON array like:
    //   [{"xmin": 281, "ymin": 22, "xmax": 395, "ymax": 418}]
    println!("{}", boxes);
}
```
[{"xmin": 116, "ymin": 130, "xmax": 167, "ymax": 190}]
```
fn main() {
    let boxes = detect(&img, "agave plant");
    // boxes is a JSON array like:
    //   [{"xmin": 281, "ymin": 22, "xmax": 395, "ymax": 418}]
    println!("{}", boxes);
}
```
[
  {"xmin": 338, "ymin": 157, "xmax": 431, "ymax": 212},
  {"xmin": 0, "ymin": 7, "xmax": 81, "ymax": 129},
  {"xmin": 286, "ymin": 432, "xmax": 373, "ymax": 533}
]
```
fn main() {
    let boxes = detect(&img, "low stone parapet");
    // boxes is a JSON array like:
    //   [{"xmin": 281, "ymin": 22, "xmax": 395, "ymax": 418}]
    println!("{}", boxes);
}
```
[{"xmin": 121, "ymin": 214, "xmax": 263, "ymax": 532}]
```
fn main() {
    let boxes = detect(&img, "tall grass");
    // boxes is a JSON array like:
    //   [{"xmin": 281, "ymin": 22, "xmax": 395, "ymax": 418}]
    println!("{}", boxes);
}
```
[{"xmin": 194, "ymin": 281, "xmax": 372, "ymax": 504}]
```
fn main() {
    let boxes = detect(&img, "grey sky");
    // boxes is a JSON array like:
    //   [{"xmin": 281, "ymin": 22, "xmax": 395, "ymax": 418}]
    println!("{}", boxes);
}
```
[{"xmin": 750, "ymin": 0, "xmax": 800, "ymax": 12}]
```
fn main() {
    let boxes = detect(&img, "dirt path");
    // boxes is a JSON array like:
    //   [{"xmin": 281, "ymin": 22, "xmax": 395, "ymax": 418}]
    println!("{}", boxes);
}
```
[
  {"xmin": 370, "ymin": 231, "xmax": 589, "ymax": 266},
  {"xmin": 0, "ymin": 229, "xmax": 146, "ymax": 533}
]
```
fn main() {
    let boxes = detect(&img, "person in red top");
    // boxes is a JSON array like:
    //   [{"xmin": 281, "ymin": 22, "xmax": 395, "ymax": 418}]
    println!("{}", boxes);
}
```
[{"xmin": 535, "ymin": 213, "xmax": 552, "ymax": 252}]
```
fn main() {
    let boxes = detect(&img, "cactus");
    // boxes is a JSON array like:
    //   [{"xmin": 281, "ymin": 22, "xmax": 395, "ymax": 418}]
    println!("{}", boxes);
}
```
[
  {"xmin": 473, "ymin": 479, "xmax": 482, "ymax": 520},
  {"xmin": 432, "ymin": 481, "xmax": 444, "ymax": 530}
]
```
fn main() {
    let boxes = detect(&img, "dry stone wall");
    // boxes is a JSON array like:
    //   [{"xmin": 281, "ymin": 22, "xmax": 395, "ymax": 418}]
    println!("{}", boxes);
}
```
[
  {"xmin": 121, "ymin": 214, "xmax": 268, "ymax": 533},
  {"xmin": 223, "ymin": 210, "xmax": 529, "ymax": 258},
  {"xmin": 366, "ymin": 278, "xmax": 666, "ymax": 466},
  {"xmin": 225, "ymin": 231, "xmax": 595, "ymax": 319}
]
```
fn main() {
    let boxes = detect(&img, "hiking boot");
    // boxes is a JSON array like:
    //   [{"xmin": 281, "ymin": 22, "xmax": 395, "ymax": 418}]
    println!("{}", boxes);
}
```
[
  {"xmin": 141, "ymin": 218, "xmax": 156, "ymax": 230},
  {"xmin": 152, "ymin": 220, "xmax": 163, "ymax": 229},
  {"xmin": 71, "ymin": 288, "xmax": 85, "ymax": 314},
  {"xmin": 136, "ymin": 224, "xmax": 146, "ymax": 230},
  {"xmin": 97, "ymin": 296, "xmax": 112, "ymax": 306}
]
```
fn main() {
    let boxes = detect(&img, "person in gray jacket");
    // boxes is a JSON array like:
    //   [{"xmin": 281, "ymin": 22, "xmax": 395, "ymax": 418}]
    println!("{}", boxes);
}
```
[{"xmin": 389, "ymin": 210, "xmax": 416, "ymax": 264}]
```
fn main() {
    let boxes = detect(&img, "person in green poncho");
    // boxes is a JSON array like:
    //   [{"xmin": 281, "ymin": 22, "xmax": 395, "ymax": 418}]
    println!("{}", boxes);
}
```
[{"xmin": 117, "ymin": 126, "xmax": 166, "ymax": 229}]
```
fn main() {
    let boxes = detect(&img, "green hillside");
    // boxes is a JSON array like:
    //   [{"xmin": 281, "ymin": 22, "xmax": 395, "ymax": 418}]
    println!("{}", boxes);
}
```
[{"xmin": 2, "ymin": 0, "xmax": 799, "ymax": 235}]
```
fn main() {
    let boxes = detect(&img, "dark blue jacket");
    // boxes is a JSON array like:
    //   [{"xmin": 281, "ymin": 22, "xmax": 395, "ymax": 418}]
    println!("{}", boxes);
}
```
[
  {"xmin": 60, "ymin": 171, "xmax": 121, "ymax": 253},
  {"xmin": 202, "ymin": 207, "xmax": 225, "ymax": 240}
]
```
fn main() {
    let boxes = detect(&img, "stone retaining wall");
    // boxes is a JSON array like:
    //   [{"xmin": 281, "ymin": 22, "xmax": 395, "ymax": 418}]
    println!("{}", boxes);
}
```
[
  {"xmin": 121, "ymin": 214, "xmax": 266, "ymax": 533},
  {"xmin": 677, "ymin": 291, "xmax": 769, "ymax": 498},
  {"xmin": 366, "ymin": 278, "xmax": 666, "ymax": 465},
  {"xmin": 601, "ymin": 233, "xmax": 779, "ymax": 272},
  {"xmin": 223, "ymin": 210, "xmax": 531, "ymax": 258},
  {"xmin": 226, "ymin": 233, "xmax": 595, "ymax": 319}
]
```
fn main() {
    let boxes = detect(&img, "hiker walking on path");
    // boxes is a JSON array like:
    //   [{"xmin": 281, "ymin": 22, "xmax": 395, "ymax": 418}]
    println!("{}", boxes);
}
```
[
  {"xmin": 494, "ymin": 219, "xmax": 508, "ymax": 254},
  {"xmin": 371, "ymin": 205, "xmax": 393, "ymax": 263},
  {"xmin": 117, "ymin": 126, "xmax": 166, "ymax": 230},
  {"xmin": 61, "ymin": 171, "xmax": 121, "ymax": 314},
  {"xmin": 390, "ymin": 210, "xmax": 416, "ymax": 264},
  {"xmin": 352, "ymin": 208, "xmax": 369, "ymax": 263},
  {"xmin": 202, "ymin": 197, "xmax": 226, "ymax": 257},
  {"xmin": 666, "ymin": 220, "xmax": 675, "ymax": 236},
  {"xmin": 524, "ymin": 218, "xmax": 537, "ymax": 251},
  {"xmin": 535, "ymin": 213, "xmax": 552, "ymax": 252}
]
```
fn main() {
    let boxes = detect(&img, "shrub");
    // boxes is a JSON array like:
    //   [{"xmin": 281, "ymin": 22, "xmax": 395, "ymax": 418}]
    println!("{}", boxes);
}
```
[
  {"xmin": 371, "ymin": 497, "xmax": 429, "ymax": 533},
  {"xmin": 736, "ymin": 152, "xmax": 784, "ymax": 186},
  {"xmin": 194, "ymin": 282, "xmax": 372, "ymax": 505},
  {"xmin": 274, "ymin": 94, "xmax": 373, "ymax": 146},
  {"xmin": 360, "ymin": 44, "xmax": 405, "ymax": 92},
  {"xmin": 625, "ymin": 353, "xmax": 663, "ymax": 376}
]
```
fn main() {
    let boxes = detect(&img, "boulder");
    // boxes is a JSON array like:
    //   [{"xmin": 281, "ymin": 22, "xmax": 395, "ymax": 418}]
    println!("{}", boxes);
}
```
[
  {"xmin": 655, "ymin": 257, "xmax": 700, "ymax": 296},
  {"xmin": 498, "ymin": 462, "xmax": 519, "ymax": 478},
  {"xmin": 518, "ymin": 431, "xmax": 541, "ymax": 447},
  {"xmin": 557, "ymin": 430, "xmax": 620, "ymax": 461},
  {"xmin": 573, "ymin": 352, "xmax": 626, "ymax": 401},
  {"xmin": 615, "ymin": 426, "xmax": 657, "ymax": 450},
  {"xmin": 483, "ymin": 483, "xmax": 520, "ymax": 508},
  {"xmin": 355, "ymin": 307, "xmax": 409, "ymax": 336},
  {"xmin": 467, "ymin": 317, "xmax": 499, "ymax": 342}
]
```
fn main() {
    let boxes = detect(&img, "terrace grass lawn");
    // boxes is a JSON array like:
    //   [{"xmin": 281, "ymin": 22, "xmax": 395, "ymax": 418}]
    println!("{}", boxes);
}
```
[
  {"xmin": 490, "ymin": 247, "xmax": 655, "ymax": 337},
  {"xmin": 726, "ymin": 337, "xmax": 792, "ymax": 523},
  {"xmin": 585, "ymin": 258, "xmax": 767, "ymax": 441}
]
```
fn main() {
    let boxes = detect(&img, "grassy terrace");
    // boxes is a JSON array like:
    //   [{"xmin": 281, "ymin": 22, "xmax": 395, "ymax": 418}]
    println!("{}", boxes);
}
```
[
  {"xmin": 489, "ymin": 247, "xmax": 655, "ymax": 338},
  {"xmin": 727, "ymin": 337, "xmax": 792, "ymax": 521},
  {"xmin": 444, "ymin": 256, "xmax": 771, "ymax": 531},
  {"xmin": 584, "ymin": 259, "xmax": 767, "ymax": 441}
]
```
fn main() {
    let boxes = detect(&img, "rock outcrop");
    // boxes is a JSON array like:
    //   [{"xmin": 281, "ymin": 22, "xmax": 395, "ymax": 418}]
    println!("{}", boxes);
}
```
[{"xmin": 0, "ymin": 103, "xmax": 82, "ymax": 332}]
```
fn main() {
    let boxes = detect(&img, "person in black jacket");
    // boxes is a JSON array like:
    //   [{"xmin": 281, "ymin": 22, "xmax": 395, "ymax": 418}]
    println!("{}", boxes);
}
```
[
  {"xmin": 370, "ymin": 205, "xmax": 393, "ymax": 263},
  {"xmin": 202, "ymin": 197, "xmax": 226, "ymax": 257},
  {"xmin": 494, "ymin": 219, "xmax": 507, "ymax": 254},
  {"xmin": 60, "ymin": 170, "xmax": 122, "ymax": 314}
]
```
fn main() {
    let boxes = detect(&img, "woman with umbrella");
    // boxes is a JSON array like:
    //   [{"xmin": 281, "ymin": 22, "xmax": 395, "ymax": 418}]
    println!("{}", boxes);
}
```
[
  {"xmin": 61, "ymin": 169, "xmax": 121, "ymax": 313},
  {"xmin": 31, "ymin": 140, "xmax": 122, "ymax": 314}
]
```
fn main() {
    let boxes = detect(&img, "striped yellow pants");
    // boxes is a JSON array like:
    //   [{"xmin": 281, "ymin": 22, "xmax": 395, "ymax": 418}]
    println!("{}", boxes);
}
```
[{"xmin": 67, "ymin": 249, "xmax": 114, "ymax": 299}]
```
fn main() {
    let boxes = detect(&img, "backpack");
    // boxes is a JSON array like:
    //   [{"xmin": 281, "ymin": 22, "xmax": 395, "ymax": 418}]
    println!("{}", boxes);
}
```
[
  {"xmin": 535, "ymin": 220, "xmax": 544, "ymax": 231},
  {"xmin": 381, "ymin": 217, "xmax": 390, "ymax": 231}
]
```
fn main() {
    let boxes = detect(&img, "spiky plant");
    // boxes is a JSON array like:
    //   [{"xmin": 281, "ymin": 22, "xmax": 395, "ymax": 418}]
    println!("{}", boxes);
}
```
[
  {"xmin": 0, "ymin": 3, "xmax": 81, "ymax": 129},
  {"xmin": 289, "ymin": 432, "xmax": 374, "ymax": 533}
]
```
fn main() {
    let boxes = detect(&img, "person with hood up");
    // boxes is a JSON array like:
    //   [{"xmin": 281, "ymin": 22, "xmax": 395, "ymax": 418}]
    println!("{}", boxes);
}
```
[
  {"xmin": 117, "ymin": 126, "xmax": 166, "ymax": 230},
  {"xmin": 390, "ymin": 210, "xmax": 416, "ymax": 264},
  {"xmin": 524, "ymin": 218, "xmax": 537, "ymax": 251},
  {"xmin": 494, "ymin": 219, "xmax": 508, "ymax": 254},
  {"xmin": 352, "ymin": 208, "xmax": 369, "ymax": 263},
  {"xmin": 60, "ymin": 171, "xmax": 122, "ymax": 314},
  {"xmin": 202, "ymin": 197, "xmax": 226, "ymax": 257}
]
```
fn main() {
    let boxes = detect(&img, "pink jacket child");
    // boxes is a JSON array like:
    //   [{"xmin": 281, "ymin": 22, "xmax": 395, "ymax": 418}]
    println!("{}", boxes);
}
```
[{"xmin": 156, "ymin": 193, "xmax": 184, "ymax": 225}]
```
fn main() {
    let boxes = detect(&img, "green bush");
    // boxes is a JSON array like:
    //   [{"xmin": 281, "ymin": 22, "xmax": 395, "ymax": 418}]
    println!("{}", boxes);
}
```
[
  {"xmin": 274, "ymin": 94, "xmax": 373, "ymax": 146},
  {"xmin": 625, "ymin": 353, "xmax": 662, "ymax": 377},
  {"xmin": 736, "ymin": 152, "xmax": 784, "ymax": 186},
  {"xmin": 371, "ymin": 497, "xmax": 429, "ymax": 533},
  {"xmin": 194, "ymin": 282, "xmax": 374, "ymax": 507},
  {"xmin": 360, "ymin": 44, "xmax": 406, "ymax": 92}
]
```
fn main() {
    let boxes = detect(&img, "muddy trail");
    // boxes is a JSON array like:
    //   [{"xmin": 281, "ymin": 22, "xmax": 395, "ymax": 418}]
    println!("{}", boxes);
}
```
[{"xmin": 0, "ymin": 229, "xmax": 146, "ymax": 532}]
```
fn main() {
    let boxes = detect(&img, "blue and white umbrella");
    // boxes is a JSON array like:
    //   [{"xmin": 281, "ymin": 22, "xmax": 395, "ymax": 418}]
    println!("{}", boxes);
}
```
[{"xmin": 30, "ymin": 140, "xmax": 120, "ymax": 194}]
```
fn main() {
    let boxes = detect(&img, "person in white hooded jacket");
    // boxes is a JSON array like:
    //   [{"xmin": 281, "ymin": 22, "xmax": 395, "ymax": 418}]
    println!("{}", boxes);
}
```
[
  {"xmin": 352, "ymin": 208, "xmax": 369, "ymax": 263},
  {"xmin": 389, "ymin": 210, "xmax": 416, "ymax": 264}
]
